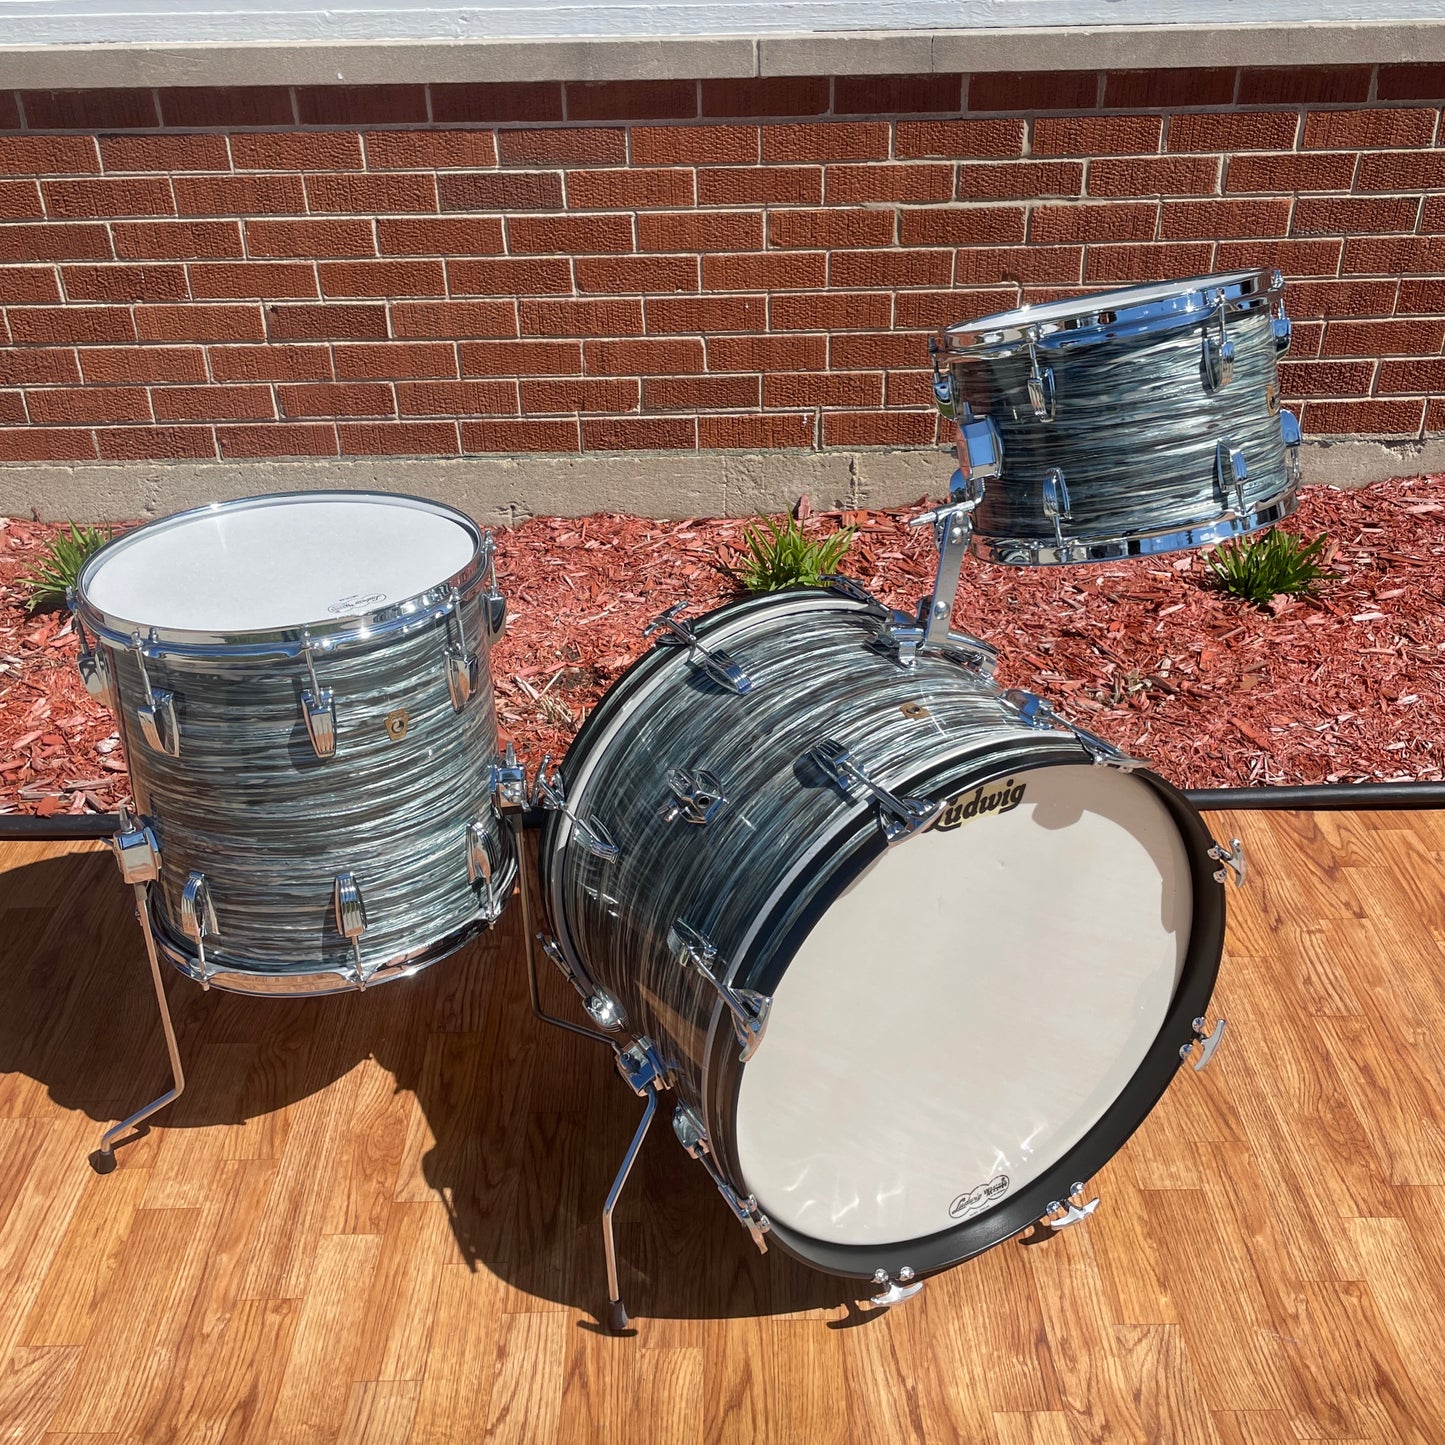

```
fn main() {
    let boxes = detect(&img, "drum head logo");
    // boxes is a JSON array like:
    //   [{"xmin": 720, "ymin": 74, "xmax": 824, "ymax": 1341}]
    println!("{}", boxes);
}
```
[
  {"xmin": 328, "ymin": 592, "xmax": 387, "ymax": 615},
  {"xmin": 950, "ymin": 1174, "xmax": 1010, "ymax": 1220},
  {"xmin": 935, "ymin": 778, "xmax": 1026, "ymax": 831}
]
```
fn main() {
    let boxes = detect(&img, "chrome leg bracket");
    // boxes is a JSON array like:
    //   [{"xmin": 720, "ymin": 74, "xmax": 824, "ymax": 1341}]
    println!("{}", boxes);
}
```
[
  {"xmin": 91, "ymin": 875, "xmax": 186, "ymax": 1174},
  {"xmin": 503, "ymin": 811, "xmax": 618, "ymax": 1049},
  {"xmin": 602, "ymin": 1040, "xmax": 669, "ymax": 1333}
]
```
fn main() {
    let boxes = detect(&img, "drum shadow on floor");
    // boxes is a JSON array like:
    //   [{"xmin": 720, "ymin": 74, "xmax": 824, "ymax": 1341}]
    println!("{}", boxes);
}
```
[{"xmin": 0, "ymin": 845, "xmax": 860, "ymax": 1324}]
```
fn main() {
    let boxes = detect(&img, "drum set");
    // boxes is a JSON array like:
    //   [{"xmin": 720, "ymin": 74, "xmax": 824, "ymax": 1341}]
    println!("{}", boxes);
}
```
[{"xmin": 72, "ymin": 269, "xmax": 1293, "ymax": 1330}]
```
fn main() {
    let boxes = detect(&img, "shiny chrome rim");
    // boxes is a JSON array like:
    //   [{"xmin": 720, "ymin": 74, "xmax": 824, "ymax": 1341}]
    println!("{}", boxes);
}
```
[
  {"xmin": 144, "ymin": 861, "xmax": 515, "ymax": 996},
  {"xmin": 970, "ymin": 486, "xmax": 1299, "ymax": 567},
  {"xmin": 74, "ymin": 490, "xmax": 491, "ymax": 657},
  {"xmin": 938, "ymin": 268, "xmax": 1281, "ymax": 358}
]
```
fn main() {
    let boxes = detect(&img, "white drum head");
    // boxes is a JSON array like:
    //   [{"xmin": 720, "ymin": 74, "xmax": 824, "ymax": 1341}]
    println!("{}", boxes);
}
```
[
  {"xmin": 81, "ymin": 493, "xmax": 478, "ymax": 634},
  {"xmin": 733, "ymin": 764, "xmax": 1192, "ymax": 1248}
]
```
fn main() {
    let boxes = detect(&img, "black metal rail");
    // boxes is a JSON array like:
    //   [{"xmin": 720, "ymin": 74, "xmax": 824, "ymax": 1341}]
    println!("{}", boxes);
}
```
[{"xmin": 5, "ymin": 780, "xmax": 1445, "ymax": 845}]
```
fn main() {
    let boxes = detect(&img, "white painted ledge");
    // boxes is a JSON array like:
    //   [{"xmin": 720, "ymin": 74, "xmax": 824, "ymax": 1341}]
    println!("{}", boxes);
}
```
[{"xmin": 0, "ymin": 19, "xmax": 1443, "ymax": 89}]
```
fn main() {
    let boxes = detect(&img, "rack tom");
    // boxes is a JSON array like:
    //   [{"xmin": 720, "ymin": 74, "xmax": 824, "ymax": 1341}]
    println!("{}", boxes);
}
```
[
  {"xmin": 73, "ymin": 491, "xmax": 515, "ymax": 995},
  {"xmin": 934, "ymin": 268, "xmax": 1301, "ymax": 565}
]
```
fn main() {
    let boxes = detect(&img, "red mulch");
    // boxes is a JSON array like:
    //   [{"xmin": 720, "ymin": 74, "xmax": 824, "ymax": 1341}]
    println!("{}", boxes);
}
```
[{"xmin": 4, "ymin": 476, "xmax": 1444, "ymax": 816}]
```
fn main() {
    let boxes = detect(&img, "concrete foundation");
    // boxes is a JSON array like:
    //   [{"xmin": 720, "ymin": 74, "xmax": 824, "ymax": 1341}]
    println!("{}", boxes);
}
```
[{"xmin": 0, "ymin": 437, "xmax": 1430, "ymax": 527}]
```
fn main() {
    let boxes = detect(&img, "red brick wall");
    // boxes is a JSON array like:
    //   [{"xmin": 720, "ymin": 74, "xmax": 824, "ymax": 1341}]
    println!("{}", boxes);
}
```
[{"xmin": 1, "ymin": 66, "xmax": 1443, "ymax": 465}]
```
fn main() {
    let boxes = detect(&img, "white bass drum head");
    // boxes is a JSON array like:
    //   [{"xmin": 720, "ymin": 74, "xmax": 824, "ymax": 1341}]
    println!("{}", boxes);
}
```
[
  {"xmin": 82, "ymin": 493, "xmax": 477, "ymax": 634},
  {"xmin": 733, "ymin": 764, "xmax": 1192, "ymax": 1248}
]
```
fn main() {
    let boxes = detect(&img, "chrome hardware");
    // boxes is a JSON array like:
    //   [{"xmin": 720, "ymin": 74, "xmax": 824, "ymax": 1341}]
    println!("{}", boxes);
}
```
[
  {"xmin": 1024, "ymin": 326, "xmax": 1056, "ymax": 420},
  {"xmin": 903, "ymin": 466, "xmax": 998, "ymax": 670},
  {"xmin": 956, "ymin": 412, "xmax": 1004, "ymax": 485},
  {"xmin": 531, "ymin": 757, "xmax": 621, "ymax": 861},
  {"xmin": 1045, "ymin": 1182, "xmax": 1100, "ymax": 1230},
  {"xmin": 668, "ymin": 921, "xmax": 771, "ymax": 1061},
  {"xmin": 109, "ymin": 804, "xmax": 161, "ymax": 885},
  {"xmin": 602, "ymin": 1041, "xmax": 669, "ymax": 1332},
  {"xmin": 1279, "ymin": 408, "xmax": 1302, "ymax": 487},
  {"xmin": 1042, "ymin": 467, "xmax": 1072, "ymax": 559},
  {"xmin": 1004, "ymin": 688, "xmax": 1067, "ymax": 733},
  {"xmin": 1215, "ymin": 440, "xmax": 1249, "ymax": 516},
  {"xmin": 1181, "ymin": 1015, "xmax": 1227, "ymax": 1071},
  {"xmin": 467, "ymin": 820, "xmax": 496, "ymax": 916},
  {"xmin": 179, "ymin": 871, "xmax": 219, "ymax": 987},
  {"xmin": 489, "ymin": 743, "xmax": 528, "ymax": 815},
  {"xmin": 929, "ymin": 337, "xmax": 956, "ymax": 420},
  {"xmin": 447, "ymin": 650, "xmax": 480, "ymax": 710},
  {"xmin": 332, "ymin": 872, "xmax": 368, "ymax": 987},
  {"xmin": 870, "ymin": 1267, "xmax": 923, "ymax": 1308},
  {"xmin": 1272, "ymin": 312, "xmax": 1292, "ymax": 354},
  {"xmin": 299, "ymin": 632, "xmax": 336, "ymax": 760},
  {"xmin": 1203, "ymin": 300, "xmax": 1235, "ymax": 392},
  {"xmin": 660, "ymin": 767, "xmax": 727, "ymax": 826},
  {"xmin": 1006, "ymin": 689, "xmax": 1142, "ymax": 770},
  {"xmin": 91, "ymin": 869, "xmax": 186, "ymax": 1172},
  {"xmin": 1209, "ymin": 836, "xmax": 1246, "ymax": 888},
  {"xmin": 673, "ymin": 1104, "xmax": 770, "ymax": 1253},
  {"xmin": 807, "ymin": 737, "xmax": 940, "ymax": 843},
  {"xmin": 821, "ymin": 573, "xmax": 879, "ymax": 606},
  {"xmin": 70, "ymin": 600, "xmax": 115, "ymax": 709},
  {"xmin": 130, "ymin": 634, "xmax": 179, "ymax": 757},
  {"xmin": 481, "ymin": 532, "xmax": 507, "ymax": 638},
  {"xmin": 540, "ymin": 933, "xmax": 627, "ymax": 1031},
  {"xmin": 644, "ymin": 603, "xmax": 753, "ymax": 695},
  {"xmin": 1074, "ymin": 727, "xmax": 1142, "ymax": 772},
  {"xmin": 446, "ymin": 586, "xmax": 480, "ymax": 711}
]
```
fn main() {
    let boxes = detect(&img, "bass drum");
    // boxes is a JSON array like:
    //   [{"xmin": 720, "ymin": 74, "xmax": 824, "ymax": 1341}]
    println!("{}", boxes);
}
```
[{"xmin": 541, "ymin": 587, "xmax": 1227, "ymax": 1284}]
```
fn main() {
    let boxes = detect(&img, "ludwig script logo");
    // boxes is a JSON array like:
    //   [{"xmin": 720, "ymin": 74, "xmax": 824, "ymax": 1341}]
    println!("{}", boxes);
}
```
[
  {"xmin": 950, "ymin": 1174, "xmax": 1010, "ymax": 1220},
  {"xmin": 935, "ymin": 779, "xmax": 1027, "ymax": 831}
]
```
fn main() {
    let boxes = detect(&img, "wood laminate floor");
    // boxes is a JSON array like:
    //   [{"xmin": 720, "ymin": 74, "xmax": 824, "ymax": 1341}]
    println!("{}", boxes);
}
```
[{"xmin": 0, "ymin": 808, "xmax": 1442, "ymax": 1443}]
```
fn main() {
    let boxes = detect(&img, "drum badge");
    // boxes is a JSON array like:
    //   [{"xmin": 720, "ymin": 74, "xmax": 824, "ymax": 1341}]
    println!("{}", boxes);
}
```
[
  {"xmin": 950, "ymin": 1174, "xmax": 1010, "ymax": 1220},
  {"xmin": 385, "ymin": 709, "xmax": 410, "ymax": 741}
]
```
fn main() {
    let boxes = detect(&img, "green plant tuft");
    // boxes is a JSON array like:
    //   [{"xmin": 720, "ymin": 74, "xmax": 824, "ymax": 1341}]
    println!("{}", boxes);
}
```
[
  {"xmin": 726, "ymin": 513, "xmax": 856, "ymax": 593},
  {"xmin": 1205, "ymin": 528, "xmax": 1335, "ymax": 608},
  {"xmin": 19, "ymin": 522, "xmax": 114, "ymax": 613}
]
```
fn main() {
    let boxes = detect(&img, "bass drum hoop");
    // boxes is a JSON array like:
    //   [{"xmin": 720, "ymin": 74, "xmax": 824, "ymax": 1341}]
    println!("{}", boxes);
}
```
[{"xmin": 701, "ymin": 751, "xmax": 1226, "ymax": 1281}]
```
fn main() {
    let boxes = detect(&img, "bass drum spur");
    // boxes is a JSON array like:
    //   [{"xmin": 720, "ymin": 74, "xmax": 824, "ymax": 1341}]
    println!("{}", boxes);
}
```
[
  {"xmin": 934, "ymin": 268, "xmax": 1301, "ymax": 565},
  {"xmin": 540, "ymin": 587, "xmax": 1234, "ymax": 1317},
  {"xmin": 73, "ymin": 491, "xmax": 516, "ymax": 995}
]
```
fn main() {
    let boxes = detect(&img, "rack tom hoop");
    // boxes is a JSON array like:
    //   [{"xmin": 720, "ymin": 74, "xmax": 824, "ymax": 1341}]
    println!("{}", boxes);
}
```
[
  {"xmin": 73, "ymin": 491, "xmax": 516, "ymax": 995},
  {"xmin": 935, "ymin": 268, "xmax": 1300, "ymax": 565},
  {"xmin": 541, "ymin": 588, "xmax": 1230, "ymax": 1285}
]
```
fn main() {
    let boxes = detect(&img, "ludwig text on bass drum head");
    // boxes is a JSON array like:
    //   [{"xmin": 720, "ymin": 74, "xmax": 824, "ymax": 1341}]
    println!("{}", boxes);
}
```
[
  {"xmin": 540, "ymin": 588, "xmax": 1229, "ymax": 1293},
  {"xmin": 935, "ymin": 268, "xmax": 1301, "ymax": 565},
  {"xmin": 73, "ymin": 491, "xmax": 516, "ymax": 995}
]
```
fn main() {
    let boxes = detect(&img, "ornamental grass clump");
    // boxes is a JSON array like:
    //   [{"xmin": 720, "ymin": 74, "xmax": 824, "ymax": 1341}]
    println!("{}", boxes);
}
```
[
  {"xmin": 19, "ymin": 522, "xmax": 114, "ymax": 613},
  {"xmin": 1205, "ymin": 528, "xmax": 1335, "ymax": 609},
  {"xmin": 727, "ymin": 513, "xmax": 857, "ymax": 592}
]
